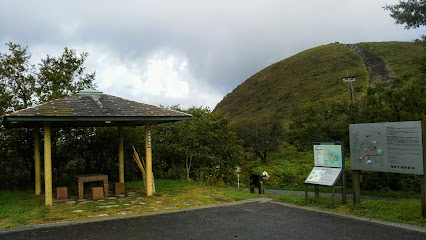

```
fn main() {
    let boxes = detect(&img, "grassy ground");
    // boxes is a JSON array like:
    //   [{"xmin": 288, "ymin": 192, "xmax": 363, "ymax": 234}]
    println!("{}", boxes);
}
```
[
  {"xmin": 0, "ymin": 179, "xmax": 258, "ymax": 230},
  {"xmin": 272, "ymin": 193, "xmax": 426, "ymax": 227},
  {"xmin": 265, "ymin": 183, "xmax": 421, "ymax": 199}
]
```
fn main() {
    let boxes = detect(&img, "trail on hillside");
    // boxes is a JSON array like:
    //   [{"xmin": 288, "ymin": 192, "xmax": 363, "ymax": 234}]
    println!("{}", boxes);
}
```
[{"xmin": 345, "ymin": 44, "xmax": 393, "ymax": 83}]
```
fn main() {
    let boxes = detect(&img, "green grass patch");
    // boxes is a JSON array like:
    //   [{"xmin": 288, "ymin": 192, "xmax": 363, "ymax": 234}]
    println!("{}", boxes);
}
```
[
  {"xmin": 272, "ymin": 193, "xmax": 426, "ymax": 227},
  {"xmin": 0, "ymin": 190, "xmax": 50, "ymax": 228},
  {"xmin": 0, "ymin": 179, "xmax": 257, "ymax": 230},
  {"xmin": 264, "ymin": 183, "xmax": 420, "ymax": 199}
]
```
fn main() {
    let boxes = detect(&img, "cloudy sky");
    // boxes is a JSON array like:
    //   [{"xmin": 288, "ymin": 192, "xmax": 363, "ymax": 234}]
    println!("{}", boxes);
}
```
[{"xmin": 0, "ymin": 0, "xmax": 424, "ymax": 109}]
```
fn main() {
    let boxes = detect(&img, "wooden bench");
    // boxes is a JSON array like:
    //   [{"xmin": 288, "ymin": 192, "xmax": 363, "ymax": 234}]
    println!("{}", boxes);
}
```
[{"xmin": 74, "ymin": 174, "xmax": 108, "ymax": 199}]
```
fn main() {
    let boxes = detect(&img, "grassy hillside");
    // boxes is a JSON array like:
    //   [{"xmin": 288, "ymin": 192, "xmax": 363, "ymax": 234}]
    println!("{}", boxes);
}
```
[
  {"xmin": 362, "ymin": 41, "xmax": 423, "ymax": 76},
  {"xmin": 214, "ymin": 42, "xmax": 420, "ymax": 125}
]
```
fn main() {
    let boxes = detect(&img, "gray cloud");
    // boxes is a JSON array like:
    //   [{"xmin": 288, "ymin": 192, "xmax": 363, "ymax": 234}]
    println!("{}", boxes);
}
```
[{"xmin": 0, "ymin": 0, "xmax": 424, "ymax": 108}]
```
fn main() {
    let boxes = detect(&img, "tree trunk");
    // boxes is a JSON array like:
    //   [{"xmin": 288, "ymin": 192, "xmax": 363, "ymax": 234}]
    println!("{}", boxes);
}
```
[{"xmin": 255, "ymin": 150, "xmax": 267, "ymax": 163}]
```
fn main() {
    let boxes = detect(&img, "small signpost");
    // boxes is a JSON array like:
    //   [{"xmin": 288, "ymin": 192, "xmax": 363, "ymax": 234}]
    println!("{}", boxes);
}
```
[{"xmin": 304, "ymin": 142, "xmax": 346, "ymax": 205}]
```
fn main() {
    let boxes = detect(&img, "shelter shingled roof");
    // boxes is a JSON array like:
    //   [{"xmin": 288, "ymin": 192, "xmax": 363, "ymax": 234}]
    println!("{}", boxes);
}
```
[{"xmin": 2, "ymin": 89, "xmax": 191, "ymax": 128}]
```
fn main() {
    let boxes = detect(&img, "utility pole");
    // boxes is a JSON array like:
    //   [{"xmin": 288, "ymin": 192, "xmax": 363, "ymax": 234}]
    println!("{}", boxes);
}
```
[
  {"xmin": 343, "ymin": 71, "xmax": 361, "ymax": 204},
  {"xmin": 343, "ymin": 70, "xmax": 355, "ymax": 102}
]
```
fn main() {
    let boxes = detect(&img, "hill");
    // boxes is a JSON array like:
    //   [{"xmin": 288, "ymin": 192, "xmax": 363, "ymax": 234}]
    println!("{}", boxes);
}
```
[{"xmin": 214, "ymin": 42, "xmax": 422, "ymax": 125}]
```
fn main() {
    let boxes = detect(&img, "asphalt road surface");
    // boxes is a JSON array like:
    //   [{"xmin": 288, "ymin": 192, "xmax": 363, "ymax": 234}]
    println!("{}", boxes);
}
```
[{"xmin": 1, "ymin": 200, "xmax": 425, "ymax": 240}]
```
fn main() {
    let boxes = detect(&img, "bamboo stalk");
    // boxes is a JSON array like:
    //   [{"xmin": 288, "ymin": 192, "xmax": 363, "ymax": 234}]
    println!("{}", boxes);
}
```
[
  {"xmin": 134, "ymin": 146, "xmax": 146, "ymax": 170},
  {"xmin": 133, "ymin": 145, "xmax": 155, "ymax": 194},
  {"xmin": 133, "ymin": 146, "xmax": 146, "ymax": 174},
  {"xmin": 133, "ymin": 155, "xmax": 145, "ymax": 174}
]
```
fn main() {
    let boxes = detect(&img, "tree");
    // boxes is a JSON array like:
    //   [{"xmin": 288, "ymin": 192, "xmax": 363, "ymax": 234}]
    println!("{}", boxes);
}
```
[
  {"xmin": 37, "ymin": 48, "xmax": 95, "ymax": 102},
  {"xmin": 151, "ymin": 107, "xmax": 243, "ymax": 183},
  {"xmin": 0, "ymin": 43, "xmax": 35, "ymax": 115},
  {"xmin": 0, "ymin": 43, "xmax": 96, "ymax": 189},
  {"xmin": 384, "ymin": 0, "xmax": 426, "ymax": 29},
  {"xmin": 385, "ymin": 0, "xmax": 426, "ymax": 75},
  {"xmin": 286, "ymin": 98, "xmax": 354, "ymax": 151},
  {"xmin": 233, "ymin": 117, "xmax": 283, "ymax": 162},
  {"xmin": 0, "ymin": 43, "xmax": 96, "ymax": 113},
  {"xmin": 173, "ymin": 108, "xmax": 242, "ymax": 181}
]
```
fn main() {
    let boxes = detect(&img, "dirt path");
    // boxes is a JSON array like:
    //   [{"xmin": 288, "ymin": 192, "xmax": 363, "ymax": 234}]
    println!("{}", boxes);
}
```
[{"xmin": 345, "ymin": 44, "xmax": 393, "ymax": 83}]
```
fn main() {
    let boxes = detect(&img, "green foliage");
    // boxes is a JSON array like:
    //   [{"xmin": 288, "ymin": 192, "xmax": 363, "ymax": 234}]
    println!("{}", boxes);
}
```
[
  {"xmin": 0, "ymin": 43, "xmax": 95, "ymax": 114},
  {"xmin": 384, "ymin": 0, "xmax": 426, "ymax": 29},
  {"xmin": 286, "ymin": 98, "xmax": 354, "ymax": 151},
  {"xmin": 240, "ymin": 145, "xmax": 312, "ymax": 189},
  {"xmin": 151, "ymin": 107, "xmax": 244, "ymax": 183},
  {"xmin": 0, "ymin": 43, "xmax": 35, "ymax": 114},
  {"xmin": 36, "ymin": 47, "xmax": 96, "ymax": 102},
  {"xmin": 232, "ymin": 117, "xmax": 283, "ymax": 162},
  {"xmin": 0, "ymin": 43, "xmax": 96, "ymax": 190}
]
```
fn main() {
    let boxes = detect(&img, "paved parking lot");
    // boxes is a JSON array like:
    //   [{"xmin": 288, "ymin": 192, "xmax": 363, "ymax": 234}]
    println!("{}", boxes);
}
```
[{"xmin": 1, "ymin": 199, "xmax": 425, "ymax": 240}]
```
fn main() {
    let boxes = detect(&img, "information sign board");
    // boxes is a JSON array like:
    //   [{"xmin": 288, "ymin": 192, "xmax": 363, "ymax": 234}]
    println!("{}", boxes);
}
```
[
  {"xmin": 349, "ymin": 121, "xmax": 424, "ymax": 175},
  {"xmin": 313, "ymin": 142, "xmax": 343, "ymax": 168},
  {"xmin": 305, "ymin": 167, "xmax": 342, "ymax": 186}
]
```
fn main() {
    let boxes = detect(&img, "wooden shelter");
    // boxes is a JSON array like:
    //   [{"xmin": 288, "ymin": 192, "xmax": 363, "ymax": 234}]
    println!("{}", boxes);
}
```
[{"xmin": 2, "ymin": 89, "xmax": 191, "ymax": 206}]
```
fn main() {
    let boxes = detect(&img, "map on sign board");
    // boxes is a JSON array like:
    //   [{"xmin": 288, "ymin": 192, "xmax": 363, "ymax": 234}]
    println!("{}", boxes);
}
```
[
  {"xmin": 350, "ymin": 121, "xmax": 424, "ymax": 175},
  {"xmin": 305, "ymin": 167, "xmax": 342, "ymax": 186},
  {"xmin": 313, "ymin": 143, "xmax": 343, "ymax": 168}
]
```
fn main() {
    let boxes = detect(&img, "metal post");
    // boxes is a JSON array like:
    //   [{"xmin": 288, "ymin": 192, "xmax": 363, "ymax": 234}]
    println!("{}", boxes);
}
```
[
  {"xmin": 349, "ymin": 83, "xmax": 354, "ymax": 102},
  {"xmin": 343, "ymin": 72, "xmax": 355, "ymax": 103},
  {"xmin": 237, "ymin": 174, "xmax": 240, "ymax": 190}
]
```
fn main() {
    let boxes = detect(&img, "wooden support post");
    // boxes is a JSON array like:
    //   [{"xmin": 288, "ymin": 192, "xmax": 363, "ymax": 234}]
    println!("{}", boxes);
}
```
[
  {"xmin": 43, "ymin": 125, "xmax": 52, "ymax": 206},
  {"xmin": 305, "ymin": 184, "xmax": 308, "ymax": 198},
  {"xmin": 342, "ymin": 170, "xmax": 347, "ymax": 204},
  {"xmin": 314, "ymin": 185, "xmax": 319, "ymax": 198},
  {"xmin": 422, "ymin": 175, "xmax": 426, "ymax": 217},
  {"xmin": 118, "ymin": 126, "xmax": 124, "ymax": 183},
  {"xmin": 145, "ymin": 124, "xmax": 153, "ymax": 196},
  {"xmin": 422, "ymin": 121, "xmax": 426, "ymax": 217},
  {"xmin": 33, "ymin": 129, "xmax": 41, "ymax": 195},
  {"xmin": 332, "ymin": 186, "xmax": 335, "ymax": 206},
  {"xmin": 352, "ymin": 170, "xmax": 361, "ymax": 204},
  {"xmin": 341, "ymin": 143, "xmax": 347, "ymax": 204}
]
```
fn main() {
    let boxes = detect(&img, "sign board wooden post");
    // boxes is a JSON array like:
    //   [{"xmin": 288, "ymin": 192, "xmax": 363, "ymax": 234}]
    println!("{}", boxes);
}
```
[
  {"xmin": 305, "ymin": 142, "xmax": 346, "ymax": 205},
  {"xmin": 352, "ymin": 170, "xmax": 361, "ymax": 204}
]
